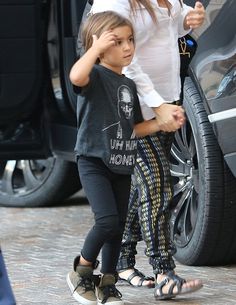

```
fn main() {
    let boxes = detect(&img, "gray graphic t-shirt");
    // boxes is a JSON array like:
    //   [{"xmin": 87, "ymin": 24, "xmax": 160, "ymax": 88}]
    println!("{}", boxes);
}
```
[{"xmin": 74, "ymin": 65, "xmax": 143, "ymax": 174}]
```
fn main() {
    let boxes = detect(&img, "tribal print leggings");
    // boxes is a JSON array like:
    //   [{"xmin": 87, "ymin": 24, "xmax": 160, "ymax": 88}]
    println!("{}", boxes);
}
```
[{"xmin": 117, "ymin": 132, "xmax": 177, "ymax": 274}]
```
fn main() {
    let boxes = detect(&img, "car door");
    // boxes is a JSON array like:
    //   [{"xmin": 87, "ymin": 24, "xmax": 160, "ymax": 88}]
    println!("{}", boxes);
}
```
[
  {"xmin": 0, "ymin": 0, "xmax": 50, "ymax": 159},
  {"xmin": 0, "ymin": 0, "xmax": 89, "ymax": 206}
]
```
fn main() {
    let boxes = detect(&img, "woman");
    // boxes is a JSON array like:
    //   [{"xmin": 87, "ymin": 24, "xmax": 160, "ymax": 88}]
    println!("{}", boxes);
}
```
[{"xmin": 92, "ymin": 0, "xmax": 205, "ymax": 300}]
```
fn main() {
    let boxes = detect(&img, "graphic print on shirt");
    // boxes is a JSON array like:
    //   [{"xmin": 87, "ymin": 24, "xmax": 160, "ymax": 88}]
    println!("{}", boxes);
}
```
[{"xmin": 102, "ymin": 85, "xmax": 137, "ymax": 168}]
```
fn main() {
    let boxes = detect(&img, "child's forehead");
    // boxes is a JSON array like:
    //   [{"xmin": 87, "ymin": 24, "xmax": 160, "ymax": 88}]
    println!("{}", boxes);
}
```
[{"xmin": 110, "ymin": 25, "xmax": 133, "ymax": 37}]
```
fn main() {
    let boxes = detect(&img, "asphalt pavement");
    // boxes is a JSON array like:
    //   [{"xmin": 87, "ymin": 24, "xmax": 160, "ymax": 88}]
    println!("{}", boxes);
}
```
[{"xmin": 1, "ymin": 191, "xmax": 236, "ymax": 305}]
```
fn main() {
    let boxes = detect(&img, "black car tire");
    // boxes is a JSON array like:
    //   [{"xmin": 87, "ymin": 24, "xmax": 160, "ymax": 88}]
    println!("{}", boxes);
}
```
[
  {"xmin": 170, "ymin": 78, "xmax": 236, "ymax": 265},
  {"xmin": 0, "ymin": 157, "xmax": 81, "ymax": 207}
]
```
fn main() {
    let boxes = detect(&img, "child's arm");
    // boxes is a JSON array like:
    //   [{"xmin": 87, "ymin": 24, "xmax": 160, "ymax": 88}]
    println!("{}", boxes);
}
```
[
  {"xmin": 69, "ymin": 31, "xmax": 117, "ymax": 87},
  {"xmin": 134, "ymin": 119, "xmax": 162, "ymax": 138}
]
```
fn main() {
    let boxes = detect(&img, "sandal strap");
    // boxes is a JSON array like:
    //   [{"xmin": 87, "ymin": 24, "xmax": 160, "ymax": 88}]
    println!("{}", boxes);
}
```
[
  {"xmin": 166, "ymin": 271, "xmax": 186, "ymax": 292},
  {"xmin": 155, "ymin": 271, "xmax": 202, "ymax": 300},
  {"xmin": 166, "ymin": 270, "xmax": 185, "ymax": 283},
  {"xmin": 122, "ymin": 268, "xmax": 154, "ymax": 287},
  {"xmin": 126, "ymin": 272, "xmax": 138, "ymax": 283},
  {"xmin": 155, "ymin": 277, "xmax": 169, "ymax": 297},
  {"xmin": 155, "ymin": 271, "xmax": 186, "ymax": 297},
  {"xmin": 126, "ymin": 269, "xmax": 144, "ymax": 285},
  {"xmin": 133, "ymin": 268, "xmax": 154, "ymax": 281}
]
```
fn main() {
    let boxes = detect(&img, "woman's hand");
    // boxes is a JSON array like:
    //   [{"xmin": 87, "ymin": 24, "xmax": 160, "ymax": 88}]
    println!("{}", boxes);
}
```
[
  {"xmin": 184, "ymin": 1, "xmax": 205, "ymax": 30},
  {"xmin": 154, "ymin": 103, "xmax": 185, "ymax": 132}
]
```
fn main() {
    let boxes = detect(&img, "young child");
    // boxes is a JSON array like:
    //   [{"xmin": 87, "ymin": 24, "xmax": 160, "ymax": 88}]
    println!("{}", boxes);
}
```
[{"xmin": 66, "ymin": 11, "xmax": 162, "ymax": 305}]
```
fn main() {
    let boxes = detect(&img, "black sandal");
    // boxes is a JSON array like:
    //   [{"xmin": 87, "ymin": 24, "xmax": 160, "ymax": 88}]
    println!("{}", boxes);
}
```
[
  {"xmin": 118, "ymin": 268, "xmax": 155, "ymax": 288},
  {"xmin": 154, "ymin": 271, "xmax": 203, "ymax": 300}
]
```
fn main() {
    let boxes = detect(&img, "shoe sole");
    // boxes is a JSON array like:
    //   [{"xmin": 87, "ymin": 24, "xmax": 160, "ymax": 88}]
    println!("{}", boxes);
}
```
[{"xmin": 66, "ymin": 273, "xmax": 97, "ymax": 305}]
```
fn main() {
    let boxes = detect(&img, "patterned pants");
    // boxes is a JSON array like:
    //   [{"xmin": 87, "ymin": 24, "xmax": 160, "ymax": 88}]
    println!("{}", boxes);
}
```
[{"xmin": 117, "ymin": 132, "xmax": 177, "ymax": 274}]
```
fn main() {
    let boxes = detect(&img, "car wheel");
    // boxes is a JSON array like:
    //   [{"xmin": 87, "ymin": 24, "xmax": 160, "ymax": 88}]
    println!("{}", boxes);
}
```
[
  {"xmin": 169, "ymin": 78, "xmax": 236, "ymax": 265},
  {"xmin": 0, "ymin": 157, "xmax": 81, "ymax": 207}
]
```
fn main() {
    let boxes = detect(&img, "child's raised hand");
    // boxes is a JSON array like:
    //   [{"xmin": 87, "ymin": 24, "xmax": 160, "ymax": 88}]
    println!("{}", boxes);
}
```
[{"xmin": 92, "ymin": 31, "xmax": 117, "ymax": 55}]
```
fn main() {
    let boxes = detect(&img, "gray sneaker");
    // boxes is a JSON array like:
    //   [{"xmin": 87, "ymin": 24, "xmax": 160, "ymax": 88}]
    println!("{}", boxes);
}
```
[
  {"xmin": 66, "ymin": 265, "xmax": 97, "ymax": 305},
  {"xmin": 96, "ymin": 274, "xmax": 124, "ymax": 305}
]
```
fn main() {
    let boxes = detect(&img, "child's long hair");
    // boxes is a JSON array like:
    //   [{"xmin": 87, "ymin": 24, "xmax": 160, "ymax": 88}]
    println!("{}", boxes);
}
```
[{"xmin": 82, "ymin": 11, "xmax": 134, "ymax": 54}]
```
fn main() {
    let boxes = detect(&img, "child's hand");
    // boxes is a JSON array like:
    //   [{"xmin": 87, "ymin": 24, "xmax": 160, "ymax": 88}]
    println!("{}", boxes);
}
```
[
  {"xmin": 185, "ymin": 1, "xmax": 205, "ymax": 29},
  {"xmin": 92, "ymin": 31, "xmax": 117, "ymax": 55}
]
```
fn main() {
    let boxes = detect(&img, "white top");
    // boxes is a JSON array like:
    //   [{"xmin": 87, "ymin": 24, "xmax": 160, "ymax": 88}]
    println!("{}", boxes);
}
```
[{"xmin": 91, "ymin": 0, "xmax": 192, "ymax": 119}]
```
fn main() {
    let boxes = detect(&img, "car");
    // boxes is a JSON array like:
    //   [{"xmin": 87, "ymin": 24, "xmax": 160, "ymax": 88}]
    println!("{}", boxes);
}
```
[
  {"xmin": 0, "ymin": 0, "xmax": 235, "ymax": 266},
  {"xmin": 169, "ymin": 0, "xmax": 236, "ymax": 266}
]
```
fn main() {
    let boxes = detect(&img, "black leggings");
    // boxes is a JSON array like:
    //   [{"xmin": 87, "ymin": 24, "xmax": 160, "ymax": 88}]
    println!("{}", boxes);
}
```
[{"xmin": 78, "ymin": 156, "xmax": 131, "ymax": 274}]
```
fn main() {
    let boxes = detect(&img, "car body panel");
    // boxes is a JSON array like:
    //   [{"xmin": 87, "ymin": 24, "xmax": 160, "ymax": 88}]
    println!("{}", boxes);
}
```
[{"xmin": 188, "ymin": 0, "xmax": 236, "ymax": 176}]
